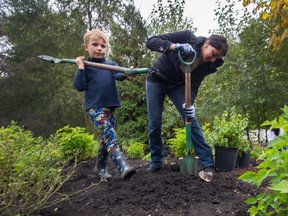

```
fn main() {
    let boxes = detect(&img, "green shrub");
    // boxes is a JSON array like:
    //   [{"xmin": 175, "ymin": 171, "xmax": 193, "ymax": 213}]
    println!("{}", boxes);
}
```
[
  {"xmin": 53, "ymin": 125, "xmax": 98, "ymax": 160},
  {"xmin": 142, "ymin": 152, "xmax": 151, "ymax": 161},
  {"xmin": 167, "ymin": 128, "xmax": 194, "ymax": 157},
  {"xmin": 239, "ymin": 105, "xmax": 288, "ymax": 215},
  {"xmin": 124, "ymin": 140, "xmax": 145, "ymax": 159},
  {"xmin": 0, "ymin": 122, "xmax": 74, "ymax": 215},
  {"xmin": 249, "ymin": 143, "xmax": 263, "ymax": 159},
  {"xmin": 204, "ymin": 107, "xmax": 249, "ymax": 149}
]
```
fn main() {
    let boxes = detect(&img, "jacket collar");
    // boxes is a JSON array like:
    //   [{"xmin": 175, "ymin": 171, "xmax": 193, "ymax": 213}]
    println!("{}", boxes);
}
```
[
  {"xmin": 87, "ymin": 57, "xmax": 106, "ymax": 63},
  {"xmin": 194, "ymin": 36, "xmax": 207, "ymax": 56}
]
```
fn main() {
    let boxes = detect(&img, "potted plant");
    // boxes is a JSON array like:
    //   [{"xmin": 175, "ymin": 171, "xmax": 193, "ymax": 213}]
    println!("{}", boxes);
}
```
[
  {"xmin": 205, "ymin": 107, "xmax": 249, "ymax": 171},
  {"xmin": 235, "ymin": 137, "xmax": 251, "ymax": 168}
]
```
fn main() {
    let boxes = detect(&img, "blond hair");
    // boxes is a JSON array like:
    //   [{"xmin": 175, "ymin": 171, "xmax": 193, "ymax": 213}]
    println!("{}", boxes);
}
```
[{"xmin": 83, "ymin": 29, "xmax": 109, "ymax": 46}]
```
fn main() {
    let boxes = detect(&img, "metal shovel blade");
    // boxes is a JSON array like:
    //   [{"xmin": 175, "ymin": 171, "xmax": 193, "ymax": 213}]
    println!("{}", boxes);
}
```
[
  {"xmin": 179, "ymin": 156, "xmax": 199, "ymax": 176},
  {"xmin": 37, "ymin": 55, "xmax": 63, "ymax": 63}
]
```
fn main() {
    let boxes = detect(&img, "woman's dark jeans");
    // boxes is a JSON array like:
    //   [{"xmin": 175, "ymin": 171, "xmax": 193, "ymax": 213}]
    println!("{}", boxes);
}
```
[{"xmin": 146, "ymin": 80, "xmax": 214, "ymax": 169}]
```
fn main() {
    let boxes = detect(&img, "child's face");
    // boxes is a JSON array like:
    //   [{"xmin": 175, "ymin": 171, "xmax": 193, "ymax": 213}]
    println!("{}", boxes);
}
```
[
  {"xmin": 84, "ymin": 37, "xmax": 107, "ymax": 59},
  {"xmin": 201, "ymin": 42, "xmax": 224, "ymax": 63}
]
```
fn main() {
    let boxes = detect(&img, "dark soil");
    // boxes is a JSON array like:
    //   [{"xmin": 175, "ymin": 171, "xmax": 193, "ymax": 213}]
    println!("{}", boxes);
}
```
[{"xmin": 40, "ymin": 157, "xmax": 261, "ymax": 216}]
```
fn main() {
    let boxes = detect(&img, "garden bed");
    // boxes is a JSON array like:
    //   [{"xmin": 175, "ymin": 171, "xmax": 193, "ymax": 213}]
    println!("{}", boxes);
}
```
[{"xmin": 40, "ymin": 157, "xmax": 261, "ymax": 216}]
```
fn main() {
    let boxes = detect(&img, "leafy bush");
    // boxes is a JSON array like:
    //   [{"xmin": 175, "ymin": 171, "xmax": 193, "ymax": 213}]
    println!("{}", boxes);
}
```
[
  {"xmin": 202, "ymin": 123, "xmax": 213, "ymax": 149},
  {"xmin": 204, "ymin": 107, "xmax": 249, "ymax": 149},
  {"xmin": 142, "ymin": 152, "xmax": 151, "ymax": 161},
  {"xmin": 52, "ymin": 125, "xmax": 98, "ymax": 160},
  {"xmin": 124, "ymin": 140, "xmax": 145, "ymax": 159},
  {"xmin": 249, "ymin": 143, "xmax": 263, "ymax": 159},
  {"xmin": 0, "ymin": 123, "xmax": 100, "ymax": 215},
  {"xmin": 237, "ymin": 138, "xmax": 251, "ymax": 156},
  {"xmin": 239, "ymin": 105, "xmax": 288, "ymax": 215},
  {"xmin": 167, "ymin": 128, "xmax": 195, "ymax": 157},
  {"xmin": 0, "ymin": 122, "xmax": 74, "ymax": 215}
]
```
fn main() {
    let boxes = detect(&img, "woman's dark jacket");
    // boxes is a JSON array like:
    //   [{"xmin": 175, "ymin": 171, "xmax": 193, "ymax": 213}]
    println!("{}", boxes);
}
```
[{"xmin": 146, "ymin": 30, "xmax": 224, "ymax": 104}]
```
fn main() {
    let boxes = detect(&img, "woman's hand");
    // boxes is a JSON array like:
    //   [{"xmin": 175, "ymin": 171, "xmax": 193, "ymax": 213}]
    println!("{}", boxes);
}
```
[{"xmin": 174, "ymin": 43, "xmax": 194, "ymax": 59}]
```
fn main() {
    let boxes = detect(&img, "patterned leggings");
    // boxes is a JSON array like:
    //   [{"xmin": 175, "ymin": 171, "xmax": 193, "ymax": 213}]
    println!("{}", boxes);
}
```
[{"xmin": 87, "ymin": 108, "xmax": 118, "ymax": 152}]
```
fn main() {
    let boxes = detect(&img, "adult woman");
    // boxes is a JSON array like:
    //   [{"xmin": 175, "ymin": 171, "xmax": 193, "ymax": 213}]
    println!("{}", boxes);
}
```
[{"xmin": 145, "ymin": 30, "xmax": 228, "ymax": 178}]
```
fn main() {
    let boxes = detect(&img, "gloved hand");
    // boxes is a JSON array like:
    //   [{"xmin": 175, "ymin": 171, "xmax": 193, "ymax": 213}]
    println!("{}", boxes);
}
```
[
  {"xmin": 174, "ymin": 43, "xmax": 194, "ymax": 59},
  {"xmin": 215, "ymin": 58, "xmax": 224, "ymax": 67},
  {"xmin": 182, "ymin": 103, "xmax": 195, "ymax": 118}
]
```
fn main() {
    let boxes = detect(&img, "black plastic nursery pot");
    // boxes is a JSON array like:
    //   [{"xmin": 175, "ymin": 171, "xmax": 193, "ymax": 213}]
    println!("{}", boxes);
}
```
[
  {"xmin": 215, "ymin": 146, "xmax": 237, "ymax": 172},
  {"xmin": 235, "ymin": 152, "xmax": 250, "ymax": 168}
]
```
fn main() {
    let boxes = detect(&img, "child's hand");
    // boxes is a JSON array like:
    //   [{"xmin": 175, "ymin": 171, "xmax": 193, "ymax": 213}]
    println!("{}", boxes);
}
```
[
  {"xmin": 75, "ymin": 56, "xmax": 85, "ymax": 70},
  {"xmin": 126, "ymin": 66, "xmax": 135, "ymax": 80},
  {"xmin": 122, "ymin": 74, "xmax": 134, "ymax": 80},
  {"xmin": 126, "ymin": 75, "xmax": 134, "ymax": 80},
  {"xmin": 122, "ymin": 66, "xmax": 135, "ymax": 80}
]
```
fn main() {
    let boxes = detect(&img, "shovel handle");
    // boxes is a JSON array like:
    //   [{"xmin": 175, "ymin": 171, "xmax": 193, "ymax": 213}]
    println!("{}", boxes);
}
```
[
  {"xmin": 60, "ymin": 59, "xmax": 149, "ymax": 75},
  {"xmin": 185, "ymin": 73, "xmax": 191, "ymax": 106},
  {"xmin": 178, "ymin": 50, "xmax": 197, "ymax": 71},
  {"xmin": 185, "ymin": 72, "xmax": 192, "ymax": 153},
  {"xmin": 178, "ymin": 50, "xmax": 197, "ymax": 155}
]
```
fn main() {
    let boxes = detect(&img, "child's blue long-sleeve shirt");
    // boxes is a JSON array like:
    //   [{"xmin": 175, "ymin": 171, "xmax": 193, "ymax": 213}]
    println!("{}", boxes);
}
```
[{"xmin": 73, "ymin": 57, "xmax": 126, "ymax": 111}]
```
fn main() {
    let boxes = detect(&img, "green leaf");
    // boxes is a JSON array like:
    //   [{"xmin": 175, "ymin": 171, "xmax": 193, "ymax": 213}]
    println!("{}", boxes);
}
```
[
  {"xmin": 245, "ymin": 197, "xmax": 258, "ymax": 205},
  {"xmin": 238, "ymin": 171, "xmax": 257, "ymax": 182},
  {"xmin": 269, "ymin": 180, "xmax": 288, "ymax": 193},
  {"xmin": 261, "ymin": 120, "xmax": 273, "ymax": 126}
]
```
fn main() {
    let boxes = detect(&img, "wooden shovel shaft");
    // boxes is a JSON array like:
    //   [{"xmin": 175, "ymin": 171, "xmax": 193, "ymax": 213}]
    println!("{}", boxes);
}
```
[
  {"xmin": 83, "ymin": 61, "xmax": 124, "ymax": 72},
  {"xmin": 60, "ymin": 59, "xmax": 148, "ymax": 75},
  {"xmin": 185, "ymin": 72, "xmax": 192, "ymax": 154},
  {"xmin": 185, "ymin": 72, "xmax": 191, "ymax": 123}
]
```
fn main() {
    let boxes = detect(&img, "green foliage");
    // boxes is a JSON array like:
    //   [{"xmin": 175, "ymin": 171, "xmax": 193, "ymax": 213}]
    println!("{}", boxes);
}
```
[
  {"xmin": 162, "ymin": 99, "xmax": 184, "ymax": 145},
  {"xmin": 0, "ymin": 0, "xmax": 87, "ymax": 137},
  {"xmin": 239, "ymin": 105, "xmax": 288, "ymax": 215},
  {"xmin": 147, "ymin": 0, "xmax": 195, "ymax": 35},
  {"xmin": 249, "ymin": 142, "xmax": 264, "ymax": 158},
  {"xmin": 97, "ymin": 2, "xmax": 149, "ymax": 144},
  {"xmin": 54, "ymin": 0, "xmax": 125, "ymax": 31},
  {"xmin": 124, "ymin": 140, "xmax": 145, "ymax": 159},
  {"xmin": 1, "ymin": 0, "xmax": 287, "ymax": 158},
  {"xmin": 109, "ymin": 3, "xmax": 148, "ymax": 67},
  {"xmin": 237, "ymin": 138, "xmax": 251, "ymax": 156},
  {"xmin": 202, "ymin": 123, "xmax": 216, "ymax": 156},
  {"xmin": 115, "ymin": 76, "xmax": 149, "ymax": 144},
  {"xmin": 205, "ymin": 107, "xmax": 249, "ymax": 149},
  {"xmin": 261, "ymin": 105, "xmax": 288, "ymax": 133},
  {"xmin": 167, "ymin": 128, "xmax": 195, "ymax": 157},
  {"xmin": 0, "ymin": 122, "xmax": 75, "ymax": 215},
  {"xmin": 142, "ymin": 152, "xmax": 151, "ymax": 161},
  {"xmin": 52, "ymin": 125, "xmax": 98, "ymax": 161},
  {"xmin": 202, "ymin": 4, "xmax": 288, "ymax": 139},
  {"xmin": 242, "ymin": 0, "xmax": 288, "ymax": 50}
]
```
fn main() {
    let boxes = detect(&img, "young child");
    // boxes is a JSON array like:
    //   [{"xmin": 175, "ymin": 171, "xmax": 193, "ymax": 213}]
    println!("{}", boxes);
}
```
[{"xmin": 73, "ymin": 29, "xmax": 136, "ymax": 180}]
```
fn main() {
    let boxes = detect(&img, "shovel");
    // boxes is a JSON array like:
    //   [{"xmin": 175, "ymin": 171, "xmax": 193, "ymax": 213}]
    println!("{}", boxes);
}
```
[
  {"xmin": 177, "ymin": 51, "xmax": 201, "ymax": 177},
  {"xmin": 37, "ymin": 55, "xmax": 149, "ymax": 75}
]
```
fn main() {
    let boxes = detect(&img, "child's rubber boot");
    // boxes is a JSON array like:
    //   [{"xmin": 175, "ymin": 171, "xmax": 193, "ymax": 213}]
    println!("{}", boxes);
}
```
[
  {"xmin": 109, "ymin": 148, "xmax": 136, "ymax": 180},
  {"xmin": 93, "ymin": 147, "xmax": 112, "ymax": 179}
]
